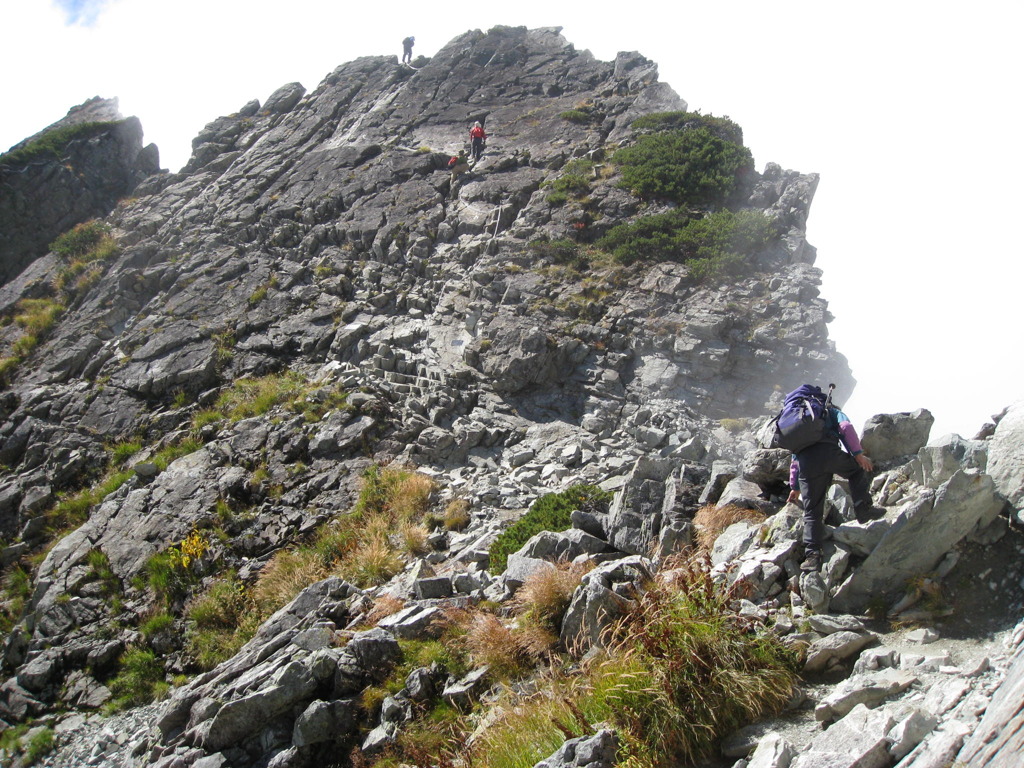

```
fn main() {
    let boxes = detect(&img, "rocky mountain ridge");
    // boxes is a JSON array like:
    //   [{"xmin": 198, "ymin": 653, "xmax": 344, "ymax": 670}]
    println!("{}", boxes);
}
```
[
  {"xmin": 0, "ymin": 97, "xmax": 159, "ymax": 287},
  {"xmin": 0, "ymin": 24, "xmax": 1021, "ymax": 768}
]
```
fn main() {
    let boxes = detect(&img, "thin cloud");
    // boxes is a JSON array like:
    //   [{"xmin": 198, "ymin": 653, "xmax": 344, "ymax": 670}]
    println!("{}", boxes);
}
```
[{"xmin": 53, "ymin": 0, "xmax": 109, "ymax": 26}]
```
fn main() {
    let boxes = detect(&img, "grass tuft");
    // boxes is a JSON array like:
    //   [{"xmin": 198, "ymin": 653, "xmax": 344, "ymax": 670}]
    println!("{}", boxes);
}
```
[{"xmin": 693, "ymin": 504, "xmax": 765, "ymax": 553}]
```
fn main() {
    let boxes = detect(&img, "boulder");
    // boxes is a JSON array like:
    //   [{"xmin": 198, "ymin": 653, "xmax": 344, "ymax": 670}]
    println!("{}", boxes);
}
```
[
  {"xmin": 517, "ymin": 529, "xmax": 611, "ymax": 562},
  {"xmin": 803, "ymin": 631, "xmax": 875, "ymax": 674},
  {"xmin": 741, "ymin": 449, "xmax": 792, "ymax": 487},
  {"xmin": 987, "ymin": 400, "xmax": 1024, "ymax": 515},
  {"xmin": 717, "ymin": 477, "xmax": 770, "ymax": 512},
  {"xmin": 747, "ymin": 732, "xmax": 796, "ymax": 768},
  {"xmin": 860, "ymin": 409, "xmax": 934, "ymax": 462},
  {"xmin": 814, "ymin": 669, "xmax": 918, "ymax": 722},
  {"xmin": 534, "ymin": 728, "xmax": 618, "ymax": 768},
  {"xmin": 292, "ymin": 699, "xmax": 357, "ymax": 747},
  {"xmin": 831, "ymin": 470, "xmax": 1004, "ymax": 612},
  {"xmin": 792, "ymin": 704, "xmax": 893, "ymax": 768},
  {"xmin": 560, "ymin": 557, "xmax": 651, "ymax": 653},
  {"xmin": 710, "ymin": 521, "xmax": 760, "ymax": 567}
]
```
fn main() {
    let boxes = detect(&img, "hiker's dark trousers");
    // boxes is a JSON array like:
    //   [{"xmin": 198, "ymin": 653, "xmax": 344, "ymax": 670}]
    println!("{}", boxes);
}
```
[{"xmin": 796, "ymin": 441, "xmax": 872, "ymax": 554}]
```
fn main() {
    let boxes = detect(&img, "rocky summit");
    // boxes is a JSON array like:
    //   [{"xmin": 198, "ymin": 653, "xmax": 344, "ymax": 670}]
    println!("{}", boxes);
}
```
[{"xmin": 0, "ymin": 25, "xmax": 1021, "ymax": 768}]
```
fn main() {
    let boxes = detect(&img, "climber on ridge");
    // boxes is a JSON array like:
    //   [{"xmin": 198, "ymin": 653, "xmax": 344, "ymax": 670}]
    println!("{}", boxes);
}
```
[
  {"xmin": 402, "ymin": 36, "xmax": 415, "ymax": 64},
  {"xmin": 469, "ymin": 121, "xmax": 487, "ymax": 162},
  {"xmin": 448, "ymin": 150, "xmax": 470, "ymax": 188},
  {"xmin": 784, "ymin": 385, "xmax": 886, "ymax": 572}
]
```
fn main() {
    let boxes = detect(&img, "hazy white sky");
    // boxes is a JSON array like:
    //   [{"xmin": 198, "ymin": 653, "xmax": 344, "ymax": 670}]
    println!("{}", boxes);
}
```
[{"xmin": 3, "ymin": 0, "xmax": 1021, "ymax": 440}]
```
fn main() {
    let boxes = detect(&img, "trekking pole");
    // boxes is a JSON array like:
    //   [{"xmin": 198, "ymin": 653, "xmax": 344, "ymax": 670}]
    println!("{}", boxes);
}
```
[{"xmin": 826, "ymin": 383, "xmax": 835, "ymax": 407}]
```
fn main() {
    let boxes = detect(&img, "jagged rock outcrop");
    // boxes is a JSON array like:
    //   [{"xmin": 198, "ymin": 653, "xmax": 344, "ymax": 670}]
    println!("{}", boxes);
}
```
[
  {"xmin": 0, "ymin": 96, "xmax": 160, "ymax": 286},
  {"xmin": 2, "ymin": 24, "xmax": 1020, "ymax": 768}
]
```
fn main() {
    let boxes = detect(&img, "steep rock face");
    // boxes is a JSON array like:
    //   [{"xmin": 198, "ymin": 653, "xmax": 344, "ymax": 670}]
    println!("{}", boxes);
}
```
[
  {"xmin": 0, "ymin": 97, "xmax": 161, "ymax": 287},
  {"xmin": 0, "ymin": 26, "xmax": 866, "ymax": 762}
]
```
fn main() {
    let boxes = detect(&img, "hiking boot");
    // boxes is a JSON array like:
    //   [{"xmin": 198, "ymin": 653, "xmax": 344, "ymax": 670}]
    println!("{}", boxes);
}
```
[
  {"xmin": 855, "ymin": 505, "xmax": 887, "ymax": 524},
  {"xmin": 801, "ymin": 552, "xmax": 821, "ymax": 572}
]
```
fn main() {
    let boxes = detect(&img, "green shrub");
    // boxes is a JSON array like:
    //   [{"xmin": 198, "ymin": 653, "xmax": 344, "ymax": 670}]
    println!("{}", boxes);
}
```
[
  {"xmin": 598, "ymin": 209, "xmax": 692, "ymax": 265},
  {"xmin": 682, "ymin": 209, "xmax": 777, "ymax": 280},
  {"xmin": 13, "ymin": 298, "xmax": 64, "ymax": 338},
  {"xmin": 631, "ymin": 111, "xmax": 744, "ymax": 145},
  {"xmin": 545, "ymin": 158, "xmax": 596, "ymax": 206},
  {"xmin": 106, "ymin": 647, "xmax": 168, "ymax": 711},
  {"xmin": 212, "ymin": 371, "xmax": 345, "ymax": 423},
  {"xmin": 560, "ymin": 110, "xmax": 591, "ymax": 123},
  {"xmin": 0, "ymin": 121, "xmax": 119, "ymax": 167},
  {"xmin": 488, "ymin": 485, "xmax": 613, "ymax": 574},
  {"xmin": 0, "ymin": 725, "xmax": 28, "ymax": 758},
  {"xmin": 51, "ymin": 220, "xmax": 111, "ymax": 259},
  {"xmin": 597, "ymin": 209, "xmax": 776, "ymax": 278},
  {"xmin": 613, "ymin": 128, "xmax": 753, "ymax": 208},
  {"xmin": 146, "ymin": 531, "xmax": 209, "ymax": 607}
]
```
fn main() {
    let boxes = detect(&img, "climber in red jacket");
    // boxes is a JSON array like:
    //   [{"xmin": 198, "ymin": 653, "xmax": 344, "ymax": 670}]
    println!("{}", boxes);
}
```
[{"xmin": 469, "ymin": 122, "xmax": 487, "ymax": 162}]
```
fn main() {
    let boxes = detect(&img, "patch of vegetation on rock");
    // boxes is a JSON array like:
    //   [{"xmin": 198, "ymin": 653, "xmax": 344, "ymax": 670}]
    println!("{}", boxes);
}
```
[
  {"xmin": 0, "ymin": 121, "xmax": 120, "ymax": 168},
  {"xmin": 488, "ymin": 484, "xmax": 612, "ymax": 574},
  {"xmin": 597, "ymin": 208, "xmax": 777, "ymax": 279},
  {"xmin": 614, "ymin": 113, "xmax": 754, "ymax": 208}
]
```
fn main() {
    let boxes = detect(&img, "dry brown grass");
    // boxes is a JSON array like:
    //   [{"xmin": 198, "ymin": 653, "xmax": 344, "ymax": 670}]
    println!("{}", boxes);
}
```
[
  {"xmin": 398, "ymin": 521, "xmax": 430, "ymax": 555},
  {"xmin": 458, "ymin": 611, "xmax": 532, "ymax": 679},
  {"xmin": 249, "ymin": 549, "xmax": 329, "ymax": 618},
  {"xmin": 390, "ymin": 471, "xmax": 437, "ymax": 522},
  {"xmin": 512, "ymin": 561, "xmax": 592, "ymax": 634},
  {"xmin": 692, "ymin": 504, "xmax": 765, "ymax": 552},
  {"xmin": 443, "ymin": 498, "xmax": 473, "ymax": 531},
  {"xmin": 363, "ymin": 594, "xmax": 406, "ymax": 626},
  {"xmin": 339, "ymin": 537, "xmax": 404, "ymax": 588}
]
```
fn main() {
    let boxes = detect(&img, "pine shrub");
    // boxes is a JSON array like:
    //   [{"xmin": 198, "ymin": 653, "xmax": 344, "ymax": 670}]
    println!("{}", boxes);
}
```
[
  {"xmin": 488, "ymin": 484, "xmax": 612, "ymax": 574},
  {"xmin": 613, "ymin": 127, "xmax": 753, "ymax": 208}
]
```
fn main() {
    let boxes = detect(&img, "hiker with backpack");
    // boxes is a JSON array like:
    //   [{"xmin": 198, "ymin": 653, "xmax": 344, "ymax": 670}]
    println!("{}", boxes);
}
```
[
  {"xmin": 771, "ymin": 384, "xmax": 885, "ymax": 573},
  {"xmin": 448, "ymin": 150, "xmax": 470, "ymax": 188},
  {"xmin": 469, "ymin": 121, "xmax": 487, "ymax": 162},
  {"xmin": 402, "ymin": 36, "xmax": 415, "ymax": 64}
]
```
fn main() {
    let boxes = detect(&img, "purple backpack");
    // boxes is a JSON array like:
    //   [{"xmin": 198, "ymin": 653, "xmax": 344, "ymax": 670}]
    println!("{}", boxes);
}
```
[{"xmin": 770, "ymin": 384, "xmax": 833, "ymax": 453}]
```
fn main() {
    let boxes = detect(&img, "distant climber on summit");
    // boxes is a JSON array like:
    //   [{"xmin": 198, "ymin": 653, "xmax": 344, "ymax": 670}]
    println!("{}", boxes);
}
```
[
  {"xmin": 778, "ymin": 384, "xmax": 886, "ymax": 573},
  {"xmin": 402, "ymin": 36, "xmax": 415, "ymax": 64},
  {"xmin": 469, "ymin": 121, "xmax": 487, "ymax": 162}
]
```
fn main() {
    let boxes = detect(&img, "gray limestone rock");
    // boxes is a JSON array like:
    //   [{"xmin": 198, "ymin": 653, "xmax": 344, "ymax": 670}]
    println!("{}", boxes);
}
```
[
  {"xmin": 378, "ymin": 605, "xmax": 444, "ymax": 639},
  {"xmin": 717, "ymin": 477, "xmax": 771, "ymax": 512},
  {"xmin": 860, "ymin": 410, "xmax": 934, "ymax": 463},
  {"xmin": 711, "ymin": 521, "xmax": 760, "ymax": 567},
  {"xmin": 517, "ymin": 528, "xmax": 612, "ymax": 562},
  {"xmin": 803, "ymin": 631, "xmax": 875, "ymax": 674},
  {"xmin": 741, "ymin": 449, "xmax": 792, "ymax": 487},
  {"xmin": 814, "ymin": 669, "xmax": 918, "ymax": 722},
  {"xmin": 504, "ymin": 553, "xmax": 556, "ymax": 591},
  {"xmin": 987, "ymin": 400, "xmax": 1024, "ymax": 515},
  {"xmin": 746, "ymin": 732, "xmax": 796, "ymax": 768},
  {"xmin": 793, "ymin": 704, "xmax": 893, "ymax": 768},
  {"xmin": 559, "ymin": 556, "xmax": 650, "ymax": 653},
  {"xmin": 292, "ymin": 698, "xmax": 357, "ymax": 748},
  {"xmin": 442, "ymin": 666, "xmax": 490, "ymax": 710},
  {"xmin": 534, "ymin": 728, "xmax": 618, "ymax": 768},
  {"xmin": 831, "ymin": 471, "xmax": 1005, "ymax": 612}
]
